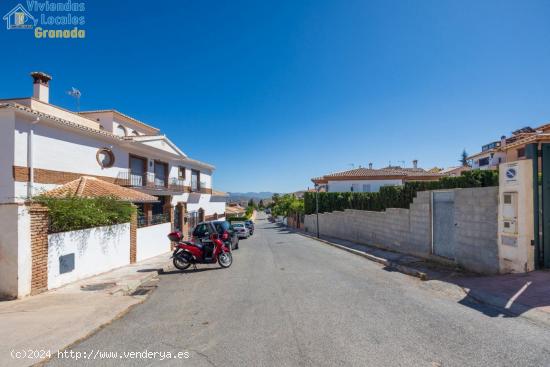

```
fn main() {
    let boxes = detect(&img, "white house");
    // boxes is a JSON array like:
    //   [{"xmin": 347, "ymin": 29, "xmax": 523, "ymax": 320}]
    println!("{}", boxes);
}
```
[
  {"xmin": 0, "ymin": 72, "xmax": 226, "ymax": 227},
  {"xmin": 0, "ymin": 72, "xmax": 227, "ymax": 298},
  {"xmin": 311, "ymin": 161, "xmax": 441, "ymax": 193}
]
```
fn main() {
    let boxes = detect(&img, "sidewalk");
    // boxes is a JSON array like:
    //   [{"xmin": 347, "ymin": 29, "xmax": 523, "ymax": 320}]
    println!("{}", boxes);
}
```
[
  {"xmin": 0, "ymin": 253, "xmax": 171, "ymax": 367},
  {"xmin": 288, "ymin": 226, "xmax": 550, "ymax": 327}
]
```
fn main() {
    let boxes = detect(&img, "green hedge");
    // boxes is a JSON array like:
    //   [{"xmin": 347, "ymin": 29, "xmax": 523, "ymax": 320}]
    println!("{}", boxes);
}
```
[
  {"xmin": 304, "ymin": 170, "xmax": 498, "ymax": 215},
  {"xmin": 35, "ymin": 195, "xmax": 136, "ymax": 233},
  {"xmin": 227, "ymin": 214, "xmax": 251, "ymax": 222}
]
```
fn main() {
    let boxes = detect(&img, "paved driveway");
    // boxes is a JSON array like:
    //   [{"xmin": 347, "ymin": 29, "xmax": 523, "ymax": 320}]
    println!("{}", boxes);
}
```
[{"xmin": 47, "ymin": 213, "xmax": 550, "ymax": 366}]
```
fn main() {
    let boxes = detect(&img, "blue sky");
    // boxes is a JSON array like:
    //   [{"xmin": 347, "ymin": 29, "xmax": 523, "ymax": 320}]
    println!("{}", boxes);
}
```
[{"xmin": 2, "ymin": 0, "xmax": 550, "ymax": 193}]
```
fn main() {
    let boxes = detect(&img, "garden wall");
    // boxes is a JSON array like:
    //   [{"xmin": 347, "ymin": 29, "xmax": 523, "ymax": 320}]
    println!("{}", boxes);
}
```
[
  {"xmin": 136, "ymin": 222, "xmax": 172, "ymax": 262},
  {"xmin": 47, "ymin": 223, "xmax": 130, "ymax": 289},
  {"xmin": 304, "ymin": 187, "xmax": 500, "ymax": 274}
]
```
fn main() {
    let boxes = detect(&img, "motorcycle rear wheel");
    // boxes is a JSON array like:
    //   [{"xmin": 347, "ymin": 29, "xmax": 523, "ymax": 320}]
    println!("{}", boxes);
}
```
[
  {"xmin": 173, "ymin": 254, "xmax": 191, "ymax": 270},
  {"xmin": 218, "ymin": 252, "xmax": 233, "ymax": 268}
]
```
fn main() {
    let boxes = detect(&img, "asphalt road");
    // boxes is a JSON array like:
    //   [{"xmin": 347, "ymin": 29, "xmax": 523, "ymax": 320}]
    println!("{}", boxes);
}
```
[{"xmin": 48, "ymin": 213, "xmax": 550, "ymax": 367}]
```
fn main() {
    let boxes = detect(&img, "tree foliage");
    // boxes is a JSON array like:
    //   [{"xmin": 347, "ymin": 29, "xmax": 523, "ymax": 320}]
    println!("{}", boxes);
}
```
[
  {"xmin": 271, "ymin": 194, "xmax": 304, "ymax": 217},
  {"xmin": 460, "ymin": 149, "xmax": 470, "ymax": 167}
]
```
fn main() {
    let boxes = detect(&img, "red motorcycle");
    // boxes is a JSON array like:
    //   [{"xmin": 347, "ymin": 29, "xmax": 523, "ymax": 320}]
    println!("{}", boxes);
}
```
[{"xmin": 168, "ymin": 231, "xmax": 233, "ymax": 270}]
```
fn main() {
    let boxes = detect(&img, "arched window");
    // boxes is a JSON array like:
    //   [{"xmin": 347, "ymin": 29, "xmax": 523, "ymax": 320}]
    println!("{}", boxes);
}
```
[
  {"xmin": 131, "ymin": 130, "xmax": 139, "ymax": 136},
  {"xmin": 115, "ymin": 124, "xmax": 127, "ymax": 136}
]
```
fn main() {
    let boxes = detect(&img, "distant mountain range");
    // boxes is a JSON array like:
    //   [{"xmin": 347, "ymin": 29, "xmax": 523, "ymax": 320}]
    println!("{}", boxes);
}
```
[{"xmin": 228, "ymin": 192, "xmax": 275, "ymax": 202}]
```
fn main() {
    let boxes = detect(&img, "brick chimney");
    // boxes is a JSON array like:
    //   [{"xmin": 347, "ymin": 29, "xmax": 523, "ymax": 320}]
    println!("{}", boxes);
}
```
[
  {"xmin": 412, "ymin": 159, "xmax": 418, "ymax": 169},
  {"xmin": 30, "ymin": 72, "xmax": 52, "ymax": 103}
]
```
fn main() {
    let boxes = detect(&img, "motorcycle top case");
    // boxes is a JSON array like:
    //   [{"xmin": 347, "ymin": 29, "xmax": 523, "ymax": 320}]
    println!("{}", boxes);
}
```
[{"xmin": 168, "ymin": 231, "xmax": 182, "ymax": 242}]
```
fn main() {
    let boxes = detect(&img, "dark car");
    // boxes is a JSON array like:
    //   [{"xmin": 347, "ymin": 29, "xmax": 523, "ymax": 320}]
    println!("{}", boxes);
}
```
[
  {"xmin": 244, "ymin": 220, "xmax": 255, "ymax": 235},
  {"xmin": 192, "ymin": 220, "xmax": 239, "ymax": 250}
]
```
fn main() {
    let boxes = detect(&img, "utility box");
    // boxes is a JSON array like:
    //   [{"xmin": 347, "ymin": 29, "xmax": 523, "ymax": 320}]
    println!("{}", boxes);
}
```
[
  {"xmin": 502, "ymin": 192, "xmax": 518, "ymax": 234},
  {"xmin": 498, "ymin": 161, "xmax": 534, "ymax": 273}
]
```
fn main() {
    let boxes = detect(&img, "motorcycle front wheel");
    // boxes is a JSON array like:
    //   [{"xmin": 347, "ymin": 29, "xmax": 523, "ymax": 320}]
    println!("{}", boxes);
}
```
[
  {"xmin": 218, "ymin": 252, "xmax": 233, "ymax": 268},
  {"xmin": 173, "ymin": 253, "xmax": 192, "ymax": 270}
]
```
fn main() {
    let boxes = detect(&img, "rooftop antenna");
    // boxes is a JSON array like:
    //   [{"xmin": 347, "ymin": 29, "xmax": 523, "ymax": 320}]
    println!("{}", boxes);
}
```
[{"xmin": 67, "ymin": 87, "xmax": 81, "ymax": 111}]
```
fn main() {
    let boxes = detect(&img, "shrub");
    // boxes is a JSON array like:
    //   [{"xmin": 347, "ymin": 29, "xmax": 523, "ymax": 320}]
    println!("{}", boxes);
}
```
[
  {"xmin": 227, "ymin": 215, "xmax": 251, "ymax": 222},
  {"xmin": 304, "ymin": 169, "xmax": 498, "ymax": 215},
  {"xmin": 34, "ymin": 195, "xmax": 136, "ymax": 233}
]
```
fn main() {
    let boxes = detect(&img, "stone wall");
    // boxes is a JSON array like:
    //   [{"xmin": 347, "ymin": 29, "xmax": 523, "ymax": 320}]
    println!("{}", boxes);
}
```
[{"xmin": 304, "ymin": 187, "xmax": 500, "ymax": 274}]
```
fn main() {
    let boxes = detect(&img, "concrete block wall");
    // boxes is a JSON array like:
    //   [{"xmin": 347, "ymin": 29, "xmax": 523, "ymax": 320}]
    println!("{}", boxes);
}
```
[
  {"xmin": 454, "ymin": 187, "xmax": 499, "ymax": 274},
  {"xmin": 304, "ymin": 187, "xmax": 499, "ymax": 274}
]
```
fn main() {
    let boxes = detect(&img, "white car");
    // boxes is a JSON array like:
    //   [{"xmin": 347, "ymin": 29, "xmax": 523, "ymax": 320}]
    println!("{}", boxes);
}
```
[{"xmin": 231, "ymin": 222, "xmax": 250, "ymax": 238}]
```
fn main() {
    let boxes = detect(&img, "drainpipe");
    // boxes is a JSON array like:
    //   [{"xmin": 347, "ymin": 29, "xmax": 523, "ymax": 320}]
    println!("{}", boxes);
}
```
[{"xmin": 28, "ymin": 117, "xmax": 40, "ymax": 198}]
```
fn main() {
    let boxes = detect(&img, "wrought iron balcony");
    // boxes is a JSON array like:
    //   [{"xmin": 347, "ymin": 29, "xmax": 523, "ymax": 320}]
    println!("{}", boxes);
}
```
[
  {"xmin": 116, "ymin": 171, "xmax": 155, "ymax": 188},
  {"xmin": 116, "ymin": 170, "xmax": 186, "ymax": 193},
  {"xmin": 168, "ymin": 177, "xmax": 185, "ymax": 192}
]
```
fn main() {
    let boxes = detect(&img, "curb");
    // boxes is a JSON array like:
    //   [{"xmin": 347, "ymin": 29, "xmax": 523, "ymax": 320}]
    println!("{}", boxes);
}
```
[
  {"xmin": 109, "ymin": 267, "xmax": 165, "ymax": 296},
  {"xmin": 294, "ymin": 230, "xmax": 428, "ymax": 281}
]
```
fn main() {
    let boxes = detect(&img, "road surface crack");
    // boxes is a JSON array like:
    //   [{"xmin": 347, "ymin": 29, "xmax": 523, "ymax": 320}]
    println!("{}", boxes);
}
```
[{"xmin": 190, "ymin": 349, "xmax": 217, "ymax": 367}]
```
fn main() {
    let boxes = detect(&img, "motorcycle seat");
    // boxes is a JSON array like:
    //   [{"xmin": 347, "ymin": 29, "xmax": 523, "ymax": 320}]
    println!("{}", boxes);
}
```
[{"xmin": 180, "ymin": 241, "xmax": 203, "ymax": 250}]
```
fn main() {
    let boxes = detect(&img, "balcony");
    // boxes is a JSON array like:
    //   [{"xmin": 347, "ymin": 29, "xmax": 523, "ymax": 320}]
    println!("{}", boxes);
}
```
[
  {"xmin": 189, "ymin": 181, "xmax": 211, "ymax": 194},
  {"xmin": 116, "ymin": 171, "xmax": 154, "ymax": 188},
  {"xmin": 116, "ymin": 170, "xmax": 186, "ymax": 193}
]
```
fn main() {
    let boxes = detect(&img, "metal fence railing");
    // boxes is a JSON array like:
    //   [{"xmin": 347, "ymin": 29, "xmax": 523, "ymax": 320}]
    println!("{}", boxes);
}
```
[{"xmin": 137, "ymin": 213, "xmax": 170, "ymax": 228}]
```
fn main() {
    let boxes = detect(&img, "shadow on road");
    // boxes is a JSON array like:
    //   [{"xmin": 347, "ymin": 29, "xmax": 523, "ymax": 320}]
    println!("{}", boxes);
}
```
[{"xmin": 159, "ymin": 267, "xmax": 225, "ymax": 275}]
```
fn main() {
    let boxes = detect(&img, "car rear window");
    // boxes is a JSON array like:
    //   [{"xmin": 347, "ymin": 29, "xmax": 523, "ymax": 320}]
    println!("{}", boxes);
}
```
[{"xmin": 213, "ymin": 221, "xmax": 230, "ymax": 233}]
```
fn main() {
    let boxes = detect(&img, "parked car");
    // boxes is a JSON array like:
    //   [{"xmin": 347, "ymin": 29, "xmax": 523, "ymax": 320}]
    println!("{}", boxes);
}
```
[
  {"xmin": 231, "ymin": 222, "xmax": 250, "ymax": 239},
  {"xmin": 244, "ymin": 220, "xmax": 254, "ymax": 235},
  {"xmin": 192, "ymin": 220, "xmax": 239, "ymax": 250}
]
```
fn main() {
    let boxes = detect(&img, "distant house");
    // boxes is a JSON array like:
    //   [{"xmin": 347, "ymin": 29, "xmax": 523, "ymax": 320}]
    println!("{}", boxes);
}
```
[
  {"xmin": 436, "ymin": 166, "xmax": 471, "ymax": 177},
  {"xmin": 226, "ymin": 203, "xmax": 246, "ymax": 217},
  {"xmin": 467, "ymin": 126, "xmax": 547, "ymax": 169},
  {"xmin": 311, "ymin": 160, "xmax": 441, "ymax": 193}
]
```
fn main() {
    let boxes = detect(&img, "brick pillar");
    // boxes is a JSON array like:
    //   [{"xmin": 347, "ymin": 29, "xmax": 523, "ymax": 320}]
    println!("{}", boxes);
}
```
[
  {"xmin": 165, "ymin": 204, "xmax": 174, "ymax": 230},
  {"xmin": 130, "ymin": 209, "xmax": 137, "ymax": 264},
  {"xmin": 29, "ymin": 204, "xmax": 49, "ymax": 295},
  {"xmin": 143, "ymin": 203, "xmax": 152, "ymax": 226},
  {"xmin": 181, "ymin": 204, "xmax": 189, "ymax": 240}
]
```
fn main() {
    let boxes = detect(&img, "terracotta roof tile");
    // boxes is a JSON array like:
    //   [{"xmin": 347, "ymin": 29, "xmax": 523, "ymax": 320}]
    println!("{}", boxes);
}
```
[
  {"xmin": 312, "ymin": 167, "xmax": 441, "ymax": 182},
  {"xmin": 44, "ymin": 176, "xmax": 158, "ymax": 203}
]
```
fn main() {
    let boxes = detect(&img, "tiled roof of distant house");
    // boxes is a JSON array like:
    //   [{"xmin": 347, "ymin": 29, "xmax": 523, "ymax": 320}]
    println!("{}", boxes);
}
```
[
  {"xmin": 312, "ymin": 166, "xmax": 441, "ymax": 183},
  {"xmin": 43, "ymin": 176, "xmax": 158, "ymax": 203}
]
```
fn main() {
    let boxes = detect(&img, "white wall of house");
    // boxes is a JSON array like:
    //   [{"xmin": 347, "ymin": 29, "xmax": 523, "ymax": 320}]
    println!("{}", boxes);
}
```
[
  {"xmin": 14, "ymin": 118, "xmax": 127, "ymax": 177},
  {"xmin": 0, "ymin": 109, "xmax": 16, "ymax": 203},
  {"xmin": 327, "ymin": 179, "xmax": 403, "ymax": 193},
  {"xmin": 47, "ymin": 223, "xmax": 130, "ymax": 290},
  {"xmin": 136, "ymin": 222, "xmax": 172, "ymax": 262},
  {"xmin": 0, "ymin": 204, "xmax": 31, "ymax": 299},
  {"xmin": 178, "ymin": 193, "xmax": 226, "ymax": 216},
  {"xmin": 471, "ymin": 152, "xmax": 506, "ymax": 170},
  {"xmin": 172, "ymin": 193, "xmax": 225, "ymax": 216},
  {"xmin": 7, "ymin": 111, "xmax": 214, "ymax": 203}
]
